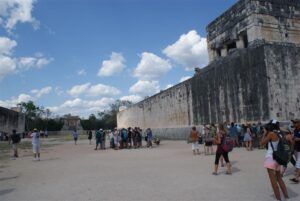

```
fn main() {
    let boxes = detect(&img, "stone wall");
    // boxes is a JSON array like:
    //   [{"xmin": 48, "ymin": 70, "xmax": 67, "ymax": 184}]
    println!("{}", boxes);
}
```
[
  {"xmin": 192, "ymin": 45, "xmax": 269, "ymax": 125},
  {"xmin": 117, "ymin": 82, "xmax": 193, "ymax": 129},
  {"xmin": 265, "ymin": 44, "xmax": 300, "ymax": 120},
  {"xmin": 117, "ymin": 44, "xmax": 300, "ymax": 139},
  {"xmin": 0, "ymin": 107, "xmax": 25, "ymax": 134}
]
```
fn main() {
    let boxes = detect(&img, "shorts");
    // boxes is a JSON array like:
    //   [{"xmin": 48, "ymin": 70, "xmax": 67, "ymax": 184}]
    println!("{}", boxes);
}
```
[
  {"xmin": 296, "ymin": 152, "xmax": 300, "ymax": 169},
  {"xmin": 192, "ymin": 142, "xmax": 199, "ymax": 150},
  {"xmin": 32, "ymin": 144, "xmax": 40, "ymax": 154},
  {"xmin": 12, "ymin": 144, "xmax": 17, "ymax": 150},
  {"xmin": 264, "ymin": 157, "xmax": 280, "ymax": 171},
  {"xmin": 205, "ymin": 141, "xmax": 213, "ymax": 146},
  {"xmin": 74, "ymin": 137, "xmax": 78, "ymax": 141}
]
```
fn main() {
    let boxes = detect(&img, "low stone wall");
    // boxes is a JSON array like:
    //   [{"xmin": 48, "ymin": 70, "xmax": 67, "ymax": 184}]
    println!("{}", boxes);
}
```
[
  {"xmin": 151, "ymin": 126, "xmax": 203, "ymax": 140},
  {"xmin": 48, "ymin": 130, "xmax": 89, "ymax": 136}
]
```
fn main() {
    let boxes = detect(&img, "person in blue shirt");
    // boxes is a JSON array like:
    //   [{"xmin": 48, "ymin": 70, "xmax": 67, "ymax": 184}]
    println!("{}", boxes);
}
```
[
  {"xmin": 229, "ymin": 122, "xmax": 239, "ymax": 147},
  {"xmin": 72, "ymin": 130, "xmax": 78, "ymax": 145}
]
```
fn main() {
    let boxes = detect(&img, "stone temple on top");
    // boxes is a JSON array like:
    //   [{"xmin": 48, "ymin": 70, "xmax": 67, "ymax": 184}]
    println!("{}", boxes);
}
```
[{"xmin": 117, "ymin": 0, "xmax": 300, "ymax": 139}]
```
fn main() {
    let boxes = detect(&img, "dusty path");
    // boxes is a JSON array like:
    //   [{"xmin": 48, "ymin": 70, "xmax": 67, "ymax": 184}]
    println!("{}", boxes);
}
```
[{"xmin": 0, "ymin": 140, "xmax": 299, "ymax": 201}]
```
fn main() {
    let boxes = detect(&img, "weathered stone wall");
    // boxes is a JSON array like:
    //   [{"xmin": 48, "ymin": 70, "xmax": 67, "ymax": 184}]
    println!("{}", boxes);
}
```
[
  {"xmin": 117, "ymin": 82, "xmax": 193, "ymax": 129},
  {"xmin": 264, "ymin": 44, "xmax": 300, "ymax": 120},
  {"xmin": 0, "ymin": 107, "xmax": 25, "ymax": 134},
  {"xmin": 192, "ymin": 46, "xmax": 269, "ymax": 125},
  {"xmin": 117, "ymin": 0, "xmax": 300, "ymax": 140}
]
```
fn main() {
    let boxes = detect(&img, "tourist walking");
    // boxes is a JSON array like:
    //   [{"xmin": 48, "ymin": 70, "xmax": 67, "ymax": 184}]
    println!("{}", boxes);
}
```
[
  {"xmin": 229, "ymin": 122, "xmax": 239, "ymax": 147},
  {"xmin": 72, "ymin": 129, "xmax": 78, "ymax": 145},
  {"xmin": 88, "ymin": 130, "xmax": 92, "ymax": 145},
  {"xmin": 205, "ymin": 124, "xmax": 215, "ymax": 155},
  {"xmin": 280, "ymin": 126, "xmax": 295, "ymax": 177},
  {"xmin": 31, "ymin": 128, "xmax": 41, "ymax": 161},
  {"xmin": 260, "ymin": 123, "xmax": 289, "ymax": 200},
  {"xmin": 290, "ymin": 118, "xmax": 300, "ymax": 184},
  {"xmin": 128, "ymin": 127, "xmax": 133, "ymax": 148},
  {"xmin": 95, "ymin": 129, "xmax": 102, "ymax": 150},
  {"xmin": 190, "ymin": 126, "xmax": 200, "ymax": 155},
  {"xmin": 146, "ymin": 128, "xmax": 153, "ymax": 148},
  {"xmin": 11, "ymin": 129, "xmax": 21, "ymax": 159},
  {"xmin": 244, "ymin": 126, "xmax": 253, "ymax": 151},
  {"xmin": 101, "ymin": 130, "xmax": 106, "ymax": 149},
  {"xmin": 212, "ymin": 124, "xmax": 231, "ymax": 175}
]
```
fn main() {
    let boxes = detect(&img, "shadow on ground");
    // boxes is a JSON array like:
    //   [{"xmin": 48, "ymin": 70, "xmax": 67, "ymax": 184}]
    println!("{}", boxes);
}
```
[
  {"xmin": 0, "ymin": 188, "xmax": 15, "ymax": 196},
  {"xmin": 0, "ymin": 175, "xmax": 19, "ymax": 182}
]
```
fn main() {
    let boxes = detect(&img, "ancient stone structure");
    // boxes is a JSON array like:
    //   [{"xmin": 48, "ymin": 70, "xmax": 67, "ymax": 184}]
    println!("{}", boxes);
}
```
[
  {"xmin": 0, "ymin": 106, "xmax": 25, "ymax": 134},
  {"xmin": 117, "ymin": 0, "xmax": 300, "ymax": 139},
  {"xmin": 61, "ymin": 115, "xmax": 83, "ymax": 130}
]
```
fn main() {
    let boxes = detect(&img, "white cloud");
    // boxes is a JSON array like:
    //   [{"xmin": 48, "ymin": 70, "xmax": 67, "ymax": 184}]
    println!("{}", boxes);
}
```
[
  {"xmin": 0, "ymin": 93, "xmax": 33, "ymax": 108},
  {"xmin": 0, "ymin": 0, "xmax": 39, "ymax": 32},
  {"xmin": 0, "ymin": 55, "xmax": 16, "ymax": 79},
  {"xmin": 18, "ymin": 56, "xmax": 53, "ymax": 70},
  {"xmin": 0, "ymin": 37, "xmax": 53, "ymax": 80},
  {"xmin": 120, "ymin": 95, "xmax": 143, "ymax": 103},
  {"xmin": 67, "ymin": 83, "xmax": 121, "ymax": 97},
  {"xmin": 54, "ymin": 86, "xmax": 63, "ymax": 95},
  {"xmin": 47, "ymin": 97, "xmax": 115, "ymax": 117},
  {"xmin": 129, "ymin": 80, "xmax": 160, "ymax": 97},
  {"xmin": 87, "ymin": 84, "xmax": 121, "ymax": 97},
  {"xmin": 31, "ymin": 86, "xmax": 52, "ymax": 98},
  {"xmin": 0, "ymin": 37, "xmax": 17, "ymax": 55},
  {"xmin": 163, "ymin": 30, "xmax": 208, "ymax": 70},
  {"xmin": 179, "ymin": 76, "xmax": 192, "ymax": 82},
  {"xmin": 77, "ymin": 69, "xmax": 86, "ymax": 76},
  {"xmin": 98, "ymin": 52, "xmax": 126, "ymax": 76},
  {"xmin": 165, "ymin": 84, "xmax": 173, "ymax": 89},
  {"xmin": 133, "ymin": 52, "xmax": 171, "ymax": 81},
  {"xmin": 67, "ymin": 83, "xmax": 91, "ymax": 97}
]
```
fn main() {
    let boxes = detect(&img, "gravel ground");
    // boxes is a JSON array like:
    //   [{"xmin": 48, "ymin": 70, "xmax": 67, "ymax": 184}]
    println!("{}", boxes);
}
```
[{"xmin": 0, "ymin": 140, "xmax": 299, "ymax": 201}]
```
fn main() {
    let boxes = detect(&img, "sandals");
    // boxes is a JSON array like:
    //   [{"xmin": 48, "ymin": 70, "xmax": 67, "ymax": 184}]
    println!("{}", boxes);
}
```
[{"xmin": 212, "ymin": 172, "xmax": 218, "ymax": 175}]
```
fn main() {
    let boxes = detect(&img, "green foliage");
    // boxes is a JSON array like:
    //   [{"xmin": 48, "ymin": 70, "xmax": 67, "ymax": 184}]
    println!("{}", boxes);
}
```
[
  {"xmin": 17, "ymin": 101, "xmax": 63, "ymax": 131},
  {"xmin": 17, "ymin": 99, "xmax": 132, "ymax": 131}
]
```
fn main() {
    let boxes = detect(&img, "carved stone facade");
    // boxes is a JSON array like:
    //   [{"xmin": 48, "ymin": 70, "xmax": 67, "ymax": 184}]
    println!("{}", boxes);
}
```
[{"xmin": 207, "ymin": 0, "xmax": 300, "ymax": 62}]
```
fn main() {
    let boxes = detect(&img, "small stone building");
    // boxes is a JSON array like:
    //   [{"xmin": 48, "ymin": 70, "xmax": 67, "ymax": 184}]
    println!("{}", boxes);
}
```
[
  {"xmin": 0, "ymin": 106, "xmax": 25, "ymax": 134},
  {"xmin": 61, "ymin": 116, "xmax": 83, "ymax": 130}
]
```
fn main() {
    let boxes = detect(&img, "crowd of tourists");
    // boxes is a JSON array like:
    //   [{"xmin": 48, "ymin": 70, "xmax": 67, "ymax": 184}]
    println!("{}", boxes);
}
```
[
  {"xmin": 72, "ymin": 127, "xmax": 160, "ymax": 150},
  {"xmin": 4, "ymin": 118, "xmax": 300, "ymax": 201},
  {"xmin": 189, "ymin": 118, "xmax": 300, "ymax": 201}
]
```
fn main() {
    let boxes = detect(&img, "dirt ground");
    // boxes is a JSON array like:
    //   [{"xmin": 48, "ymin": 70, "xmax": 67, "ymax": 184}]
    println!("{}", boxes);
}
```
[{"xmin": 0, "ymin": 139, "xmax": 299, "ymax": 201}]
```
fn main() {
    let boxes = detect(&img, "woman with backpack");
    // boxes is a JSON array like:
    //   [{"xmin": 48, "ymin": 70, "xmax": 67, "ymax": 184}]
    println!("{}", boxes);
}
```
[
  {"xmin": 212, "ymin": 124, "xmax": 232, "ymax": 175},
  {"xmin": 260, "ymin": 123, "xmax": 289, "ymax": 201}
]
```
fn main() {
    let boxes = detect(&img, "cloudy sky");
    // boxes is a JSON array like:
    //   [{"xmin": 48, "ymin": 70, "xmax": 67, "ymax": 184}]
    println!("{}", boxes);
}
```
[{"xmin": 0, "ymin": 0, "xmax": 236, "ymax": 118}]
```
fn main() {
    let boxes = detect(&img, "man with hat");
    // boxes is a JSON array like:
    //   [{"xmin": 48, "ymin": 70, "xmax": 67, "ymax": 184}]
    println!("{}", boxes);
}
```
[{"xmin": 290, "ymin": 119, "xmax": 300, "ymax": 183}]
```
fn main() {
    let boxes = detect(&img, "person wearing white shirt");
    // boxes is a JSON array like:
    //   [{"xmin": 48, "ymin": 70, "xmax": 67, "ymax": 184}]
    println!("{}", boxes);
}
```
[{"xmin": 31, "ymin": 128, "xmax": 41, "ymax": 161}]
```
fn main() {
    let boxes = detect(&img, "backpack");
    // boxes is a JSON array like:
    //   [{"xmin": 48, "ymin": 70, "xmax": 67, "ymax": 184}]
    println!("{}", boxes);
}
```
[
  {"xmin": 270, "ymin": 131, "xmax": 291, "ymax": 166},
  {"xmin": 221, "ymin": 136, "xmax": 234, "ymax": 152}
]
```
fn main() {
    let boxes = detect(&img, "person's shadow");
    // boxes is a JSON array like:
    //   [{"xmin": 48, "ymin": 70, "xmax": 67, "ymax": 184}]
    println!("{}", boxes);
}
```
[{"xmin": 0, "ymin": 188, "xmax": 15, "ymax": 196}]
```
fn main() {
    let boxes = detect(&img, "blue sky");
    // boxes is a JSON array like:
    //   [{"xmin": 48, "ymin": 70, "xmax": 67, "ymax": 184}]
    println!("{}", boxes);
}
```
[{"xmin": 0, "ymin": 0, "xmax": 237, "ymax": 118}]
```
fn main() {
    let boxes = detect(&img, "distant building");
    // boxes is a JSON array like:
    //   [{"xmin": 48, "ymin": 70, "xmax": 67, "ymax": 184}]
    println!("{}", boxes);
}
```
[
  {"xmin": 61, "ymin": 115, "xmax": 83, "ymax": 130},
  {"xmin": 0, "ymin": 106, "xmax": 25, "ymax": 134}
]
